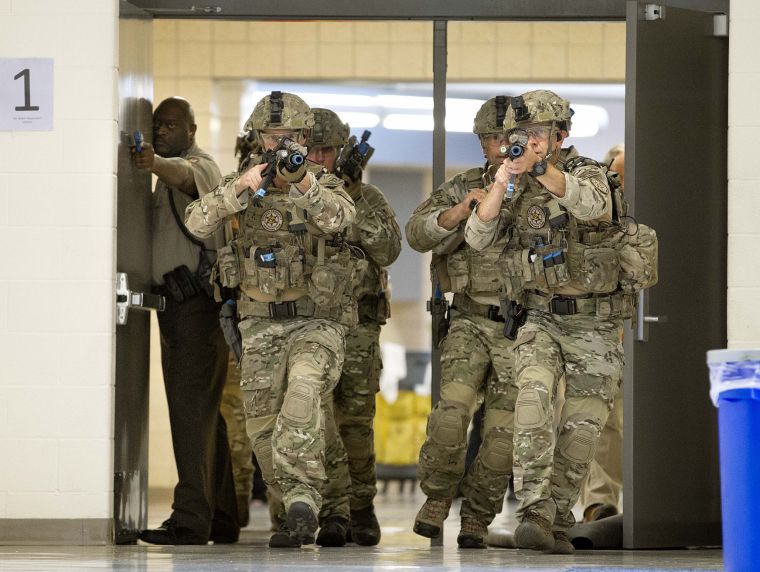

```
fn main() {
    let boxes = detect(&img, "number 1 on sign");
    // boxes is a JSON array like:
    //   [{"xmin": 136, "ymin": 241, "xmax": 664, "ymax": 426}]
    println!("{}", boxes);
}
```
[{"xmin": 14, "ymin": 68, "xmax": 39, "ymax": 112}]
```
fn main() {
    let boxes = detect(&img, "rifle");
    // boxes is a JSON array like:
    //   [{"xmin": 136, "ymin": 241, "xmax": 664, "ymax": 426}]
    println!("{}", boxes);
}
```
[
  {"xmin": 250, "ymin": 137, "xmax": 306, "ymax": 207},
  {"xmin": 335, "ymin": 130, "xmax": 374, "ymax": 184}
]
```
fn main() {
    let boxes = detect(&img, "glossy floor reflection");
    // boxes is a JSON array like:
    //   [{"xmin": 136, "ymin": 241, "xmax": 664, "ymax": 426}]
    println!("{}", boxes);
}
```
[{"xmin": 0, "ymin": 482, "xmax": 723, "ymax": 571}]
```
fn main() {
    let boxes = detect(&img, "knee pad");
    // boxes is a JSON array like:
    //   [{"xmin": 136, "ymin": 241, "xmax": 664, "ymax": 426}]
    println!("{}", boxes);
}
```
[
  {"xmin": 515, "ymin": 383, "xmax": 552, "ymax": 431},
  {"xmin": 558, "ymin": 418, "xmax": 599, "ymax": 464},
  {"xmin": 281, "ymin": 381, "xmax": 318, "ymax": 427},
  {"xmin": 479, "ymin": 428, "xmax": 513, "ymax": 472},
  {"xmin": 429, "ymin": 401, "xmax": 469, "ymax": 447},
  {"xmin": 252, "ymin": 439, "xmax": 275, "ymax": 484}
]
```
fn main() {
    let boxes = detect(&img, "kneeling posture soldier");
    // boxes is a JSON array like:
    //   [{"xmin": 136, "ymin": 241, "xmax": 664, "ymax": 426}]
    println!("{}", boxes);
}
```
[{"xmin": 185, "ymin": 91, "xmax": 357, "ymax": 548}]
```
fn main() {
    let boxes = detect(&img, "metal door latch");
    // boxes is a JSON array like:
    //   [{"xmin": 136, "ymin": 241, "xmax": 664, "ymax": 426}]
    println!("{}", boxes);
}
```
[
  {"xmin": 116, "ymin": 272, "xmax": 166, "ymax": 326},
  {"xmin": 641, "ymin": 4, "xmax": 666, "ymax": 21},
  {"xmin": 635, "ymin": 290, "xmax": 667, "ymax": 342}
]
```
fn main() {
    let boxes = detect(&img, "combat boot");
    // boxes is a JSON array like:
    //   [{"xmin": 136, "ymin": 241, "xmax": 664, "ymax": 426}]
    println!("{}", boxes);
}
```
[
  {"xmin": 268, "ymin": 501, "xmax": 317, "ymax": 548},
  {"xmin": 350, "ymin": 505, "xmax": 381, "ymax": 546},
  {"xmin": 316, "ymin": 517, "xmax": 349, "ymax": 547},
  {"xmin": 413, "ymin": 497, "xmax": 452, "ymax": 538},
  {"xmin": 457, "ymin": 517, "xmax": 488, "ymax": 549},
  {"xmin": 546, "ymin": 530, "xmax": 575, "ymax": 555},
  {"xmin": 514, "ymin": 512, "xmax": 554, "ymax": 552}
]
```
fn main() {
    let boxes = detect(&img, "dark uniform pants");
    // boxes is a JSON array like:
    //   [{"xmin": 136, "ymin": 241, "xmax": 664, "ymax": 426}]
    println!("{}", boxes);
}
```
[{"xmin": 157, "ymin": 292, "xmax": 238, "ymax": 537}]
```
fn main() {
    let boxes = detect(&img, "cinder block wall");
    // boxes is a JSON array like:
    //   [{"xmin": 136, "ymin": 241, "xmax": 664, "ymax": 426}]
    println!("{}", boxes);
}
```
[
  {"xmin": 728, "ymin": 2, "xmax": 760, "ymax": 349},
  {"xmin": 0, "ymin": 0, "xmax": 118, "ymax": 526}
]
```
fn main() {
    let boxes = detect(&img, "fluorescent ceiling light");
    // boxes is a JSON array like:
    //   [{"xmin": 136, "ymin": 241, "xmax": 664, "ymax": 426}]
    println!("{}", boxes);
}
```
[
  {"xmin": 383, "ymin": 113, "xmax": 434, "ymax": 131},
  {"xmin": 336, "ymin": 112, "xmax": 380, "ymax": 129}
]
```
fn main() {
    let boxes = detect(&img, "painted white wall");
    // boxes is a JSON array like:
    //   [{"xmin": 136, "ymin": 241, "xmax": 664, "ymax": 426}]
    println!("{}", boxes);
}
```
[
  {"xmin": 728, "ymin": 0, "xmax": 760, "ymax": 348},
  {"xmin": 0, "ymin": 0, "xmax": 118, "ymax": 519}
]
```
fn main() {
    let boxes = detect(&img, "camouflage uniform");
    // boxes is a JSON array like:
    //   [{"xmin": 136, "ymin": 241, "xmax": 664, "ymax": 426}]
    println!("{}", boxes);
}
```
[
  {"xmin": 465, "ymin": 90, "xmax": 631, "ymax": 553},
  {"xmin": 307, "ymin": 109, "xmax": 402, "ymax": 547},
  {"xmin": 406, "ymin": 96, "xmax": 518, "ymax": 548},
  {"xmin": 185, "ymin": 92, "xmax": 356, "ymax": 548},
  {"xmin": 220, "ymin": 351, "xmax": 254, "ymax": 526}
]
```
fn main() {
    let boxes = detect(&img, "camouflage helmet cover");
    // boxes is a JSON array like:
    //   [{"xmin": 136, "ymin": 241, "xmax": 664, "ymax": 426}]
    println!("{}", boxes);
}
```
[
  {"xmin": 502, "ymin": 89, "xmax": 573, "ymax": 131},
  {"xmin": 473, "ymin": 95, "xmax": 512, "ymax": 135},
  {"xmin": 307, "ymin": 108, "xmax": 350, "ymax": 148},
  {"xmin": 244, "ymin": 91, "xmax": 315, "ymax": 131}
]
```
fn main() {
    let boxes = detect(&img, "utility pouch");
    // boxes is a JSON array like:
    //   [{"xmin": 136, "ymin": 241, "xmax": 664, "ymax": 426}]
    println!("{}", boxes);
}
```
[
  {"xmin": 445, "ymin": 250, "xmax": 469, "ymax": 293},
  {"xmin": 254, "ymin": 247, "xmax": 277, "ymax": 268},
  {"xmin": 162, "ymin": 264, "xmax": 199, "ymax": 303},
  {"xmin": 217, "ymin": 244, "xmax": 241, "ymax": 289},
  {"xmin": 308, "ymin": 250, "xmax": 355, "ymax": 309},
  {"xmin": 574, "ymin": 246, "xmax": 620, "ymax": 293},
  {"xmin": 618, "ymin": 223, "xmax": 659, "ymax": 293}
]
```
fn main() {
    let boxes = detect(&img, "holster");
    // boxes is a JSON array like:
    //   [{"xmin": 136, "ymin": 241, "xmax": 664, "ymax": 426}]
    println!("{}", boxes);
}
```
[{"xmin": 219, "ymin": 299, "xmax": 242, "ymax": 364}]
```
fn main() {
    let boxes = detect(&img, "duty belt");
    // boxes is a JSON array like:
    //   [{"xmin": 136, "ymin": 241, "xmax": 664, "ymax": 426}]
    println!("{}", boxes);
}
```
[
  {"xmin": 237, "ymin": 296, "xmax": 315, "ymax": 320},
  {"xmin": 524, "ymin": 291, "xmax": 627, "ymax": 318},
  {"xmin": 451, "ymin": 293, "xmax": 504, "ymax": 322}
]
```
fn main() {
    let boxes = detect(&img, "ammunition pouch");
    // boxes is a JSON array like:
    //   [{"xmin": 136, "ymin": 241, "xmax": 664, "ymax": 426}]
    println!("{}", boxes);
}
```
[
  {"xmin": 616, "ymin": 223, "xmax": 659, "ymax": 293},
  {"xmin": 241, "ymin": 242, "xmax": 306, "ymax": 296},
  {"xmin": 161, "ymin": 264, "xmax": 203, "ymax": 303},
  {"xmin": 358, "ymin": 293, "xmax": 390, "ymax": 325}
]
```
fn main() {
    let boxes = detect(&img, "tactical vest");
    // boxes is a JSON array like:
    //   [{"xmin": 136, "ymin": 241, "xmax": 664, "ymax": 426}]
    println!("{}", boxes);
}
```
[
  {"xmin": 438, "ymin": 167, "xmax": 512, "ymax": 298},
  {"xmin": 500, "ymin": 151, "xmax": 657, "ymax": 318},
  {"xmin": 344, "ymin": 184, "xmax": 393, "ymax": 324},
  {"xmin": 215, "ymin": 169, "xmax": 359, "ymax": 327}
]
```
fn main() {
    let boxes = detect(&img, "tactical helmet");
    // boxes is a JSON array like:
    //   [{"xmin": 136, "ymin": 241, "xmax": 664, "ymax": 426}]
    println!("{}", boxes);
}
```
[
  {"xmin": 307, "ymin": 108, "xmax": 349, "ymax": 148},
  {"xmin": 244, "ymin": 90, "xmax": 314, "ymax": 131},
  {"xmin": 473, "ymin": 95, "xmax": 512, "ymax": 135},
  {"xmin": 502, "ymin": 89, "xmax": 573, "ymax": 132}
]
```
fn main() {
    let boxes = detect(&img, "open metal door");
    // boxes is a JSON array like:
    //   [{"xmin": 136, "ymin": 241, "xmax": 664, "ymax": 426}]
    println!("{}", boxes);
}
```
[
  {"xmin": 114, "ymin": 9, "xmax": 154, "ymax": 544},
  {"xmin": 624, "ymin": 0, "xmax": 727, "ymax": 549}
]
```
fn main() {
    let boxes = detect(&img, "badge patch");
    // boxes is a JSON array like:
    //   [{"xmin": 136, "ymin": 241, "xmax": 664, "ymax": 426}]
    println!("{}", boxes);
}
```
[
  {"xmin": 261, "ymin": 208, "xmax": 284, "ymax": 231},
  {"xmin": 527, "ymin": 205, "xmax": 546, "ymax": 229},
  {"xmin": 591, "ymin": 177, "xmax": 609, "ymax": 194}
]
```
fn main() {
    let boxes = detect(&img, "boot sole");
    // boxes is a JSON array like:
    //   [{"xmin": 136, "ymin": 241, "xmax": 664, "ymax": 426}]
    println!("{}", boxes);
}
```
[
  {"xmin": 514, "ymin": 523, "xmax": 555, "ymax": 552},
  {"xmin": 457, "ymin": 535, "xmax": 486, "ymax": 549},
  {"xmin": 413, "ymin": 521, "xmax": 441, "ymax": 538}
]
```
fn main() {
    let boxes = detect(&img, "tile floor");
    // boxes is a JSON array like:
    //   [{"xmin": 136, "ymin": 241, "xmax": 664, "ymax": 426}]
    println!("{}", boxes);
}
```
[{"xmin": 0, "ymin": 482, "xmax": 724, "ymax": 571}]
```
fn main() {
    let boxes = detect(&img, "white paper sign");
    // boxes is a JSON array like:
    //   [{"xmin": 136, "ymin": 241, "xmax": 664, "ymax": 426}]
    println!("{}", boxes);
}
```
[{"xmin": 0, "ymin": 58, "xmax": 54, "ymax": 131}]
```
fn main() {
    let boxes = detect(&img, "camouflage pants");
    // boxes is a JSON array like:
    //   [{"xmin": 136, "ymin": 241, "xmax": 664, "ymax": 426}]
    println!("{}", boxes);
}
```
[
  {"xmin": 580, "ymin": 382, "xmax": 623, "ymax": 510},
  {"xmin": 239, "ymin": 315, "xmax": 348, "ymax": 518},
  {"xmin": 418, "ymin": 310, "xmax": 517, "ymax": 524},
  {"xmin": 512, "ymin": 310, "xmax": 624, "ymax": 531},
  {"xmin": 220, "ymin": 352, "xmax": 254, "ymax": 499},
  {"xmin": 321, "ymin": 321, "xmax": 383, "ymax": 521}
]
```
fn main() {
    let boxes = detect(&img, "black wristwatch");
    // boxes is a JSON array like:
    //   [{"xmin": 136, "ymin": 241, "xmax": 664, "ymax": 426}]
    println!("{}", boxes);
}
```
[{"xmin": 530, "ymin": 158, "xmax": 548, "ymax": 177}]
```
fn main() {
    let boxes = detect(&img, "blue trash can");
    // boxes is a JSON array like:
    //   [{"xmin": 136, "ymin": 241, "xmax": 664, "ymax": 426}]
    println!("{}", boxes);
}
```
[{"xmin": 707, "ymin": 349, "xmax": 760, "ymax": 572}]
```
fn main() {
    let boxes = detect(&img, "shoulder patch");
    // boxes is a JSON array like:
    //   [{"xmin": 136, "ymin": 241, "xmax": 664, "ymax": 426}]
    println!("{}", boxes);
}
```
[{"xmin": 590, "ymin": 177, "xmax": 610, "ymax": 194}]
